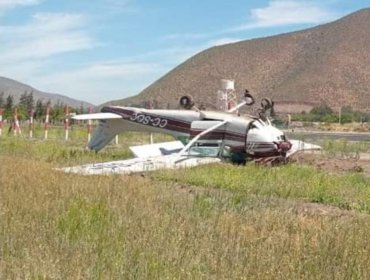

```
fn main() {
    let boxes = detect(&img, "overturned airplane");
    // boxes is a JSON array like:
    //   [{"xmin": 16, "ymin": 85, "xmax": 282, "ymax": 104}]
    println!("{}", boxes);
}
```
[{"xmin": 63, "ymin": 91, "xmax": 320, "ymax": 175}]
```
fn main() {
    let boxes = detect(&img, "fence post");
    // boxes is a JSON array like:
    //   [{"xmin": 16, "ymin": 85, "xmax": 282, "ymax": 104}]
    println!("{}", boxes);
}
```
[
  {"xmin": 64, "ymin": 105, "xmax": 69, "ymax": 141},
  {"xmin": 44, "ymin": 105, "xmax": 50, "ymax": 140},
  {"xmin": 29, "ymin": 109, "xmax": 34, "ymax": 138},
  {"xmin": 0, "ymin": 108, "xmax": 3, "ymax": 137},
  {"xmin": 87, "ymin": 106, "xmax": 93, "ymax": 142},
  {"xmin": 12, "ymin": 107, "xmax": 21, "ymax": 136}
]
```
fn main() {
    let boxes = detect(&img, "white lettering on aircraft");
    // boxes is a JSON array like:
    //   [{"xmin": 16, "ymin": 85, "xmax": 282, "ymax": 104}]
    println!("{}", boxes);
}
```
[{"xmin": 130, "ymin": 113, "xmax": 168, "ymax": 128}]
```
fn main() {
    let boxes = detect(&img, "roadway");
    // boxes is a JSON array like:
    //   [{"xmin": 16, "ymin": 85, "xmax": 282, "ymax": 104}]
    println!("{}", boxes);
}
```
[{"xmin": 284, "ymin": 130, "xmax": 370, "ymax": 142}]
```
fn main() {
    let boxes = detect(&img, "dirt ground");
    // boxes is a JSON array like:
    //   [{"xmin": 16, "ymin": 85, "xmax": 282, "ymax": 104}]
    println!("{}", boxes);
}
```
[{"xmin": 291, "ymin": 151, "xmax": 370, "ymax": 175}]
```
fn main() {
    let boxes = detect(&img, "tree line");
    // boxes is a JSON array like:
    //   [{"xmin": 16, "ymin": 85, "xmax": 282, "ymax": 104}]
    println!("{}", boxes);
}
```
[
  {"xmin": 292, "ymin": 102, "xmax": 370, "ymax": 124},
  {"xmin": 0, "ymin": 91, "xmax": 88, "ymax": 122}
]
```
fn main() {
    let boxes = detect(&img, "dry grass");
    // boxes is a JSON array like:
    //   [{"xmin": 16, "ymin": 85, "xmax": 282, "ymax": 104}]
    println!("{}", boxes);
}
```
[{"xmin": 2, "ymin": 136, "xmax": 370, "ymax": 278}]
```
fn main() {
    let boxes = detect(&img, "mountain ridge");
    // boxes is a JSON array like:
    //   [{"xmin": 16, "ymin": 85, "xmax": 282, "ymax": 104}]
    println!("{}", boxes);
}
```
[
  {"xmin": 0, "ymin": 76, "xmax": 93, "ymax": 108},
  {"xmin": 110, "ymin": 8, "xmax": 370, "ymax": 113}
]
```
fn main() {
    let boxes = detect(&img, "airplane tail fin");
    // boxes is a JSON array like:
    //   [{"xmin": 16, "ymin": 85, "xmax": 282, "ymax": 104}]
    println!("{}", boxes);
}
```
[
  {"xmin": 72, "ymin": 112, "xmax": 122, "ymax": 152},
  {"xmin": 88, "ymin": 120, "xmax": 119, "ymax": 151}
]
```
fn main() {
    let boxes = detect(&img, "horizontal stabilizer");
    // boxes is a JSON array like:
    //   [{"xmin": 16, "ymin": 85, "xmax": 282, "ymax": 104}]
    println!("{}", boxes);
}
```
[
  {"xmin": 72, "ymin": 112, "xmax": 122, "ymax": 120},
  {"xmin": 129, "ymin": 141, "xmax": 184, "ymax": 158}
]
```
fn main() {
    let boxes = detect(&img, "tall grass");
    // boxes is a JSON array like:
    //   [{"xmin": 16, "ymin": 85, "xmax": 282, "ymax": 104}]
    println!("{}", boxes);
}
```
[
  {"xmin": 0, "ymin": 130, "xmax": 172, "ymax": 166},
  {"xmin": 154, "ymin": 163, "xmax": 370, "ymax": 213},
  {"xmin": 320, "ymin": 139, "xmax": 370, "ymax": 159},
  {"xmin": 2, "ymin": 155, "xmax": 370, "ymax": 278},
  {"xmin": 2, "ymin": 135, "xmax": 370, "ymax": 278}
]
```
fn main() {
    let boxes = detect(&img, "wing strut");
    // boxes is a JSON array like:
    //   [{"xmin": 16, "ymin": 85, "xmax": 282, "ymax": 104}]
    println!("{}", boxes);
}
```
[
  {"xmin": 227, "ymin": 101, "xmax": 248, "ymax": 113},
  {"xmin": 176, "ymin": 120, "xmax": 228, "ymax": 159}
]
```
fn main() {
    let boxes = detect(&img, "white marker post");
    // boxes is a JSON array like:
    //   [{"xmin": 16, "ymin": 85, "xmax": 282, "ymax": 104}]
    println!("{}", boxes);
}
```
[
  {"xmin": 13, "ymin": 108, "xmax": 21, "ymax": 136},
  {"xmin": 0, "ymin": 108, "xmax": 3, "ymax": 137},
  {"xmin": 29, "ymin": 109, "xmax": 34, "ymax": 138},
  {"xmin": 87, "ymin": 106, "xmax": 93, "ymax": 142},
  {"xmin": 44, "ymin": 105, "xmax": 50, "ymax": 140},
  {"xmin": 64, "ymin": 105, "xmax": 69, "ymax": 141}
]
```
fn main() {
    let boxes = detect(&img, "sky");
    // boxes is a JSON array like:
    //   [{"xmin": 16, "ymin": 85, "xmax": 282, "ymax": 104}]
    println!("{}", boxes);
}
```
[{"xmin": 0, "ymin": 0, "xmax": 369, "ymax": 105}]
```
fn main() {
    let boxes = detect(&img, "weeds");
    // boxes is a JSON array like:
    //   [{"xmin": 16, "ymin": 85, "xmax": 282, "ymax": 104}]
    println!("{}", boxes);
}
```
[
  {"xmin": 2, "ymin": 134, "xmax": 370, "ymax": 278},
  {"xmin": 321, "ymin": 139, "xmax": 370, "ymax": 159},
  {"xmin": 154, "ymin": 163, "xmax": 370, "ymax": 214},
  {"xmin": 57, "ymin": 199, "xmax": 111, "ymax": 243}
]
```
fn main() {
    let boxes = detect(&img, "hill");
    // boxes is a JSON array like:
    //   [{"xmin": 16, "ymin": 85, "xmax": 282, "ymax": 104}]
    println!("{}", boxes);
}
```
[
  {"xmin": 111, "ymin": 8, "xmax": 370, "ymax": 113},
  {"xmin": 0, "ymin": 76, "xmax": 93, "ymax": 109}
]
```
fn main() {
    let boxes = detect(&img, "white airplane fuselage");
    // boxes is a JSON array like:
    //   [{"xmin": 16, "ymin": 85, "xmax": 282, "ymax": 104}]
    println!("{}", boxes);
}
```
[{"xmin": 88, "ymin": 106, "xmax": 292, "ymax": 160}]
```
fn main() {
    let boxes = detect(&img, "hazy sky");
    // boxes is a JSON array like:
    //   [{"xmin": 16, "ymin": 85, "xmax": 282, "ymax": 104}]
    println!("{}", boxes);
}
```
[{"xmin": 0, "ymin": 0, "xmax": 369, "ymax": 105}]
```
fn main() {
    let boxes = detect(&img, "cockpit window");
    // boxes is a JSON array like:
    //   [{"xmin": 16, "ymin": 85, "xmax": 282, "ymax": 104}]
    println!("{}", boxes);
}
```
[{"xmin": 189, "ymin": 146, "xmax": 221, "ymax": 157}]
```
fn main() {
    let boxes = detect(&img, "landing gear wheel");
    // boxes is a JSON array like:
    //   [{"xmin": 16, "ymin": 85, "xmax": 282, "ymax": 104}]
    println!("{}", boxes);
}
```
[
  {"xmin": 179, "ymin": 95, "xmax": 194, "ymax": 110},
  {"xmin": 261, "ymin": 98, "xmax": 273, "ymax": 110},
  {"xmin": 243, "ymin": 89, "xmax": 255, "ymax": 105}
]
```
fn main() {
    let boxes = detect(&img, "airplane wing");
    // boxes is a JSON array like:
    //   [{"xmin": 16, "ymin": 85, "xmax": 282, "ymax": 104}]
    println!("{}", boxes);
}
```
[
  {"xmin": 60, "ymin": 153, "xmax": 221, "ymax": 175},
  {"xmin": 72, "ymin": 112, "xmax": 122, "ymax": 120},
  {"xmin": 60, "ymin": 121, "xmax": 227, "ymax": 175}
]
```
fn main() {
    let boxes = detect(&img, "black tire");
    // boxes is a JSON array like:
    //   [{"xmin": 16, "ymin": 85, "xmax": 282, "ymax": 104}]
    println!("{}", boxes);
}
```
[
  {"xmin": 179, "ymin": 95, "xmax": 194, "ymax": 109},
  {"xmin": 261, "ymin": 98, "xmax": 273, "ymax": 110},
  {"xmin": 243, "ymin": 90, "xmax": 255, "ymax": 105}
]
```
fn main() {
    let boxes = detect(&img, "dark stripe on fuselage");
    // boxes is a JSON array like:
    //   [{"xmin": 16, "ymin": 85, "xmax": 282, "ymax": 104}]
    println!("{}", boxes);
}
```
[{"xmin": 102, "ymin": 106, "xmax": 192, "ymax": 133}]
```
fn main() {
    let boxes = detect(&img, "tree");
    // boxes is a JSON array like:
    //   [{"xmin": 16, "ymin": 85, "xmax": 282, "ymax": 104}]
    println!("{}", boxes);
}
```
[
  {"xmin": 310, "ymin": 102, "xmax": 333, "ymax": 116},
  {"xmin": 78, "ymin": 103, "xmax": 85, "ymax": 114},
  {"xmin": 0, "ymin": 92, "xmax": 4, "ymax": 108},
  {"xmin": 4, "ymin": 95, "xmax": 14, "ymax": 119},
  {"xmin": 19, "ymin": 91, "xmax": 28, "ymax": 107},
  {"xmin": 35, "ymin": 99, "xmax": 44, "ymax": 119},
  {"xmin": 19, "ymin": 91, "xmax": 35, "ymax": 112},
  {"xmin": 51, "ymin": 101, "xmax": 64, "ymax": 122},
  {"xmin": 26, "ymin": 91, "xmax": 34, "ymax": 112}
]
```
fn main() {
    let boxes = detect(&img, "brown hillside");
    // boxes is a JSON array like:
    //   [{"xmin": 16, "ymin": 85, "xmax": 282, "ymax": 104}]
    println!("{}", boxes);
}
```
[
  {"xmin": 114, "ymin": 8, "xmax": 370, "ymax": 113},
  {"xmin": 0, "ymin": 76, "xmax": 93, "ymax": 108}
]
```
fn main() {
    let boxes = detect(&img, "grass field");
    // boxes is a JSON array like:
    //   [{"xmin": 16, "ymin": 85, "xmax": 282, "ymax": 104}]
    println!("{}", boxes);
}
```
[{"xmin": 1, "ymin": 130, "xmax": 370, "ymax": 279}]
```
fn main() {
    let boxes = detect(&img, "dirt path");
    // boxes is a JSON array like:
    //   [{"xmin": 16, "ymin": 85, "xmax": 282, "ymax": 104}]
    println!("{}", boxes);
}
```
[{"xmin": 291, "ymin": 152, "xmax": 370, "ymax": 175}]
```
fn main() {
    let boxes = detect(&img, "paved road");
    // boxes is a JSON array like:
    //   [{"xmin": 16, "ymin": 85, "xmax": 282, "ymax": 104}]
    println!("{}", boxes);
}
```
[{"xmin": 285, "ymin": 130, "xmax": 370, "ymax": 142}]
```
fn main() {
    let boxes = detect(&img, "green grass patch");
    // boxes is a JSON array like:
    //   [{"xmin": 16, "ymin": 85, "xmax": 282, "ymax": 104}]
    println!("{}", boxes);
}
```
[
  {"xmin": 154, "ymin": 163, "xmax": 370, "ymax": 213},
  {"xmin": 0, "ymin": 130, "xmax": 172, "ymax": 165},
  {"xmin": 57, "ymin": 199, "xmax": 111, "ymax": 243},
  {"xmin": 2, "ymin": 130, "xmax": 370, "ymax": 278},
  {"xmin": 321, "ymin": 139, "xmax": 370, "ymax": 159}
]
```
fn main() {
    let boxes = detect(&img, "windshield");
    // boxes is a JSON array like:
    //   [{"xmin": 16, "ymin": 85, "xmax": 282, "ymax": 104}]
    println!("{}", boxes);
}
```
[{"xmin": 188, "ymin": 145, "xmax": 221, "ymax": 157}]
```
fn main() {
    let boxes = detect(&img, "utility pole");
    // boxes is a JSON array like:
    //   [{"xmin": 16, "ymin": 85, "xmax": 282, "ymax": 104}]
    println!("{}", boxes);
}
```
[{"xmin": 338, "ymin": 107, "xmax": 341, "ymax": 124}]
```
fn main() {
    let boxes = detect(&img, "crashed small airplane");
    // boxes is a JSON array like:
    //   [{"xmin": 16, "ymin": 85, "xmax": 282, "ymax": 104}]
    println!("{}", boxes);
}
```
[{"xmin": 63, "ymin": 91, "xmax": 320, "ymax": 175}]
